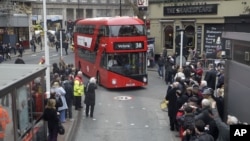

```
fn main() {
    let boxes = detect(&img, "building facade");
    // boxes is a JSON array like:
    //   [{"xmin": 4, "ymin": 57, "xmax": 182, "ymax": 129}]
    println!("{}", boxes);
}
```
[
  {"xmin": 31, "ymin": 0, "xmax": 134, "ymax": 31},
  {"xmin": 0, "ymin": 1, "xmax": 31, "ymax": 48},
  {"xmin": 0, "ymin": 0, "xmax": 134, "ymax": 48},
  {"xmin": 148, "ymin": 0, "xmax": 250, "ymax": 59}
]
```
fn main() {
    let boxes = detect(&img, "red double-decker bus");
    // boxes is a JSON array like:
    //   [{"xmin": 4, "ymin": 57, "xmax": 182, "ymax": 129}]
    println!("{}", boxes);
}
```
[{"xmin": 73, "ymin": 16, "xmax": 148, "ymax": 88}]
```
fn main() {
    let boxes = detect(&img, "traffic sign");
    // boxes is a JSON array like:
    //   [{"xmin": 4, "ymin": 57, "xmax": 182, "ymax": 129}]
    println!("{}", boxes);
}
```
[{"xmin": 137, "ymin": 0, "xmax": 148, "ymax": 7}]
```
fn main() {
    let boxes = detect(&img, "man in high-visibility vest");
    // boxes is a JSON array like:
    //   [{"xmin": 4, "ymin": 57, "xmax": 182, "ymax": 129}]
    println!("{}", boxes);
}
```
[
  {"xmin": 0, "ymin": 105, "xmax": 10, "ymax": 140},
  {"xmin": 74, "ymin": 71, "xmax": 84, "ymax": 110}
]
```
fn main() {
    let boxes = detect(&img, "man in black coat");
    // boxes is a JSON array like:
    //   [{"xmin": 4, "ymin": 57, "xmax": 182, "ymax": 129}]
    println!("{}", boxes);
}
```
[
  {"xmin": 166, "ymin": 82, "xmax": 179, "ymax": 131},
  {"xmin": 204, "ymin": 64, "xmax": 217, "ymax": 90}
]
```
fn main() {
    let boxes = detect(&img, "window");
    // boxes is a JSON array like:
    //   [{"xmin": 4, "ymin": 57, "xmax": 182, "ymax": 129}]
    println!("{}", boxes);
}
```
[
  {"xmin": 104, "ymin": 53, "xmax": 147, "ymax": 75},
  {"xmin": 164, "ymin": 25, "xmax": 173, "ymax": 49},
  {"xmin": 77, "ymin": 48, "xmax": 97, "ymax": 63},
  {"xmin": 100, "ymin": 0, "xmax": 107, "ymax": 3},
  {"xmin": 76, "ymin": 25, "xmax": 95, "ymax": 35},
  {"xmin": 99, "ymin": 25, "xmax": 109, "ymax": 36},
  {"xmin": 109, "ymin": 25, "xmax": 145, "ymax": 37},
  {"xmin": 15, "ymin": 77, "xmax": 45, "ymax": 138}
]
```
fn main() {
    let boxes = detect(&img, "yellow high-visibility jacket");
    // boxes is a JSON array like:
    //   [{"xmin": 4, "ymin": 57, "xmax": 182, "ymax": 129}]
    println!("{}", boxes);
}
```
[{"xmin": 74, "ymin": 76, "xmax": 84, "ymax": 96}]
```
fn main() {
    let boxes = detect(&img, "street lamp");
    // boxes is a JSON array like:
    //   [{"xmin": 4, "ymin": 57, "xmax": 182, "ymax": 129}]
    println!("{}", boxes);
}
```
[
  {"xmin": 177, "ymin": 29, "xmax": 185, "ymax": 69},
  {"xmin": 143, "ymin": 15, "xmax": 146, "ymax": 34},
  {"xmin": 120, "ymin": 0, "xmax": 122, "ymax": 16},
  {"xmin": 43, "ymin": 0, "xmax": 51, "ymax": 97},
  {"xmin": 78, "ymin": 0, "xmax": 80, "ymax": 18}
]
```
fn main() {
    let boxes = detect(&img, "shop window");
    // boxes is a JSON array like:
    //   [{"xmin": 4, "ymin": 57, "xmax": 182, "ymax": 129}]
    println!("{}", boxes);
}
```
[
  {"xmin": 164, "ymin": 25, "xmax": 173, "ymax": 49},
  {"xmin": 185, "ymin": 25, "xmax": 195, "ymax": 48}
]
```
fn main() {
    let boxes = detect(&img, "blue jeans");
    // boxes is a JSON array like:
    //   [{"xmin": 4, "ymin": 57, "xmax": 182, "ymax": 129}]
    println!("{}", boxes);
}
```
[
  {"xmin": 59, "ymin": 110, "xmax": 66, "ymax": 122},
  {"xmin": 158, "ymin": 65, "xmax": 164, "ymax": 77}
]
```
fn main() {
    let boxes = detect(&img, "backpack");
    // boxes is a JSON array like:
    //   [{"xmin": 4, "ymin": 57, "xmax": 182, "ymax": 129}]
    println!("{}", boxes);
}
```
[
  {"xmin": 30, "ymin": 40, "xmax": 34, "ymax": 45},
  {"xmin": 56, "ymin": 97, "xmax": 63, "ymax": 107}
]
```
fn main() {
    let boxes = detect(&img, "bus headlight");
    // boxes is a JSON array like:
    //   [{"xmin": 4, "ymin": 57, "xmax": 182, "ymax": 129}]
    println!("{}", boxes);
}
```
[
  {"xmin": 112, "ymin": 79, "xmax": 117, "ymax": 85},
  {"xmin": 143, "ymin": 77, "xmax": 147, "ymax": 83}
]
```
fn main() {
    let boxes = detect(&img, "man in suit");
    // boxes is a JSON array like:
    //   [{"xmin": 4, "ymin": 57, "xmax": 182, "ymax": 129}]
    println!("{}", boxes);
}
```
[{"xmin": 204, "ymin": 63, "xmax": 217, "ymax": 90}]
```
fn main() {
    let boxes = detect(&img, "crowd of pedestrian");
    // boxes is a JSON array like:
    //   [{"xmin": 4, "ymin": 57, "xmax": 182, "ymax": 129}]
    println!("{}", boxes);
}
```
[
  {"xmin": 42, "ymin": 58, "xmax": 97, "ymax": 141},
  {"xmin": 0, "ymin": 41, "xmax": 24, "ymax": 63},
  {"xmin": 160, "ymin": 50, "xmax": 248, "ymax": 141}
]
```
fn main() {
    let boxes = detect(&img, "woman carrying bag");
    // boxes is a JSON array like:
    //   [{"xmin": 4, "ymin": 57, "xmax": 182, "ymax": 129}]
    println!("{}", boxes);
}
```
[{"xmin": 43, "ymin": 99, "xmax": 60, "ymax": 141}]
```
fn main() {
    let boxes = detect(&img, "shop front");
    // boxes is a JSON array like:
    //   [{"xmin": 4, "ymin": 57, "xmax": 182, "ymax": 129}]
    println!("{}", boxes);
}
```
[
  {"xmin": 148, "ymin": 0, "xmax": 250, "ymax": 60},
  {"xmin": 0, "ymin": 64, "xmax": 47, "ymax": 141},
  {"xmin": 0, "ymin": 14, "xmax": 30, "ymax": 48}
]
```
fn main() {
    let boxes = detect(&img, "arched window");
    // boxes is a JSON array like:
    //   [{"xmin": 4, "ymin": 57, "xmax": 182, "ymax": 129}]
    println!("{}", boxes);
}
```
[{"xmin": 164, "ymin": 25, "xmax": 173, "ymax": 49}]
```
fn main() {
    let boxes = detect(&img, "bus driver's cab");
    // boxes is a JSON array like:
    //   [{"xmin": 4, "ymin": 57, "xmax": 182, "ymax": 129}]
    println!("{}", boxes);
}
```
[{"xmin": 107, "ymin": 55, "xmax": 118, "ymax": 68}]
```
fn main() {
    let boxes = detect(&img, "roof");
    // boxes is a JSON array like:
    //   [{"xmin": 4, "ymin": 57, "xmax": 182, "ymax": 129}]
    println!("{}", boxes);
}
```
[
  {"xmin": 0, "ymin": 64, "xmax": 47, "ymax": 94},
  {"xmin": 77, "ymin": 16, "xmax": 144, "ymax": 25}
]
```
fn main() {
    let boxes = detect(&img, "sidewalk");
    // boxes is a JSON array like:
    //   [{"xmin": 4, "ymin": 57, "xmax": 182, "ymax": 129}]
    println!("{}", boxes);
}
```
[
  {"xmin": 11, "ymin": 47, "xmax": 81, "ymax": 141},
  {"xmin": 58, "ymin": 109, "xmax": 81, "ymax": 141}
]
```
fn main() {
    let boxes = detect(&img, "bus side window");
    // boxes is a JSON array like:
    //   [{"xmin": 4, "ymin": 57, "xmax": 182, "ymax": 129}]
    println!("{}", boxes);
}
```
[{"xmin": 100, "ymin": 53, "xmax": 108, "ymax": 68}]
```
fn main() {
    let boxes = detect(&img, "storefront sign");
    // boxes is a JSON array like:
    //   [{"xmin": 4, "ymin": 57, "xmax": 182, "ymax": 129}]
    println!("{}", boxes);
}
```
[
  {"xmin": 204, "ymin": 24, "xmax": 224, "ymax": 58},
  {"xmin": 164, "ymin": 4, "xmax": 218, "ymax": 15}
]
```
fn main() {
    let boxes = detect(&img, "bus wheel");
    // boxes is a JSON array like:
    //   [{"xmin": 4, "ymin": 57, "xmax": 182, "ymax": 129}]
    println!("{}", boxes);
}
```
[{"xmin": 96, "ymin": 72, "xmax": 101, "ymax": 86}]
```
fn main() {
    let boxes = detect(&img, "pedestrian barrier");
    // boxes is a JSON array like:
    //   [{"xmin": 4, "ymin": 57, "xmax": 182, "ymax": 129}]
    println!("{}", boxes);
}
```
[{"xmin": 188, "ymin": 58, "xmax": 225, "ymax": 71}]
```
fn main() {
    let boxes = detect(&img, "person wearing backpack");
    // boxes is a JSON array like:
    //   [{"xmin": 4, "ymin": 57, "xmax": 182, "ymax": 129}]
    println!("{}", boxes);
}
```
[{"xmin": 62, "ymin": 75, "xmax": 74, "ymax": 121}]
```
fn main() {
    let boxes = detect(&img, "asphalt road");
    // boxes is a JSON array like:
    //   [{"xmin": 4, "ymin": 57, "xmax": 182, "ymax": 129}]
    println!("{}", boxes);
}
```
[
  {"xmin": 2, "ymin": 47, "xmax": 75, "ymax": 65},
  {"xmin": 74, "ymin": 71, "xmax": 179, "ymax": 141},
  {"xmin": 2, "ymin": 47, "xmax": 179, "ymax": 141}
]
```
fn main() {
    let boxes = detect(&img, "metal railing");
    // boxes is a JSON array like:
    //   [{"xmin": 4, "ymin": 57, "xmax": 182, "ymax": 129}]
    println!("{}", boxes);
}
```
[{"xmin": 188, "ymin": 58, "xmax": 225, "ymax": 71}]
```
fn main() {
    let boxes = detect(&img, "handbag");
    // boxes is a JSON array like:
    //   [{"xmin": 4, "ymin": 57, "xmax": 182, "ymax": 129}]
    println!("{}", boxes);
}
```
[
  {"xmin": 160, "ymin": 99, "xmax": 168, "ymax": 112},
  {"xmin": 58, "ymin": 121, "xmax": 65, "ymax": 135}
]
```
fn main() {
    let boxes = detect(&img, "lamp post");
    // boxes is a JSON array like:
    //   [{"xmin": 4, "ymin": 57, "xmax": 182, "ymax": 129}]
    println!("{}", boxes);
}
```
[
  {"xmin": 177, "ymin": 29, "xmax": 185, "ymax": 69},
  {"xmin": 143, "ymin": 15, "xmax": 146, "ymax": 34},
  {"xmin": 43, "ymin": 0, "xmax": 50, "ymax": 97},
  {"xmin": 78, "ymin": 0, "xmax": 80, "ymax": 18},
  {"xmin": 120, "ymin": 0, "xmax": 122, "ymax": 16}
]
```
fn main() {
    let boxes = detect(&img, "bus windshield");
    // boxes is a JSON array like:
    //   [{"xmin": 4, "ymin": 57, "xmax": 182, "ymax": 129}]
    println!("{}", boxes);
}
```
[
  {"xmin": 103, "ymin": 53, "xmax": 147, "ymax": 75},
  {"xmin": 100, "ymin": 25, "xmax": 146, "ymax": 37}
]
